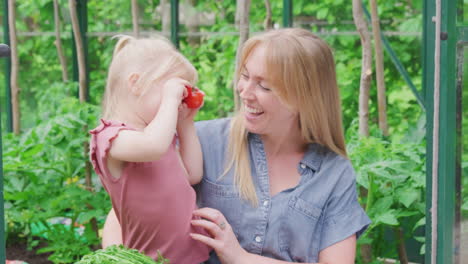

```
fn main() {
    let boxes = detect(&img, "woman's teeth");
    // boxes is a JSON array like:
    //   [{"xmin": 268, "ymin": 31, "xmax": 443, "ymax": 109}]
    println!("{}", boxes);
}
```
[{"xmin": 245, "ymin": 106, "xmax": 263, "ymax": 114}]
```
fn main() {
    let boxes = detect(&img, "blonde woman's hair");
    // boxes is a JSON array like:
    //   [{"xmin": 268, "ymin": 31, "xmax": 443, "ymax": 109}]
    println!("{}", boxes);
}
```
[
  {"xmin": 102, "ymin": 35, "xmax": 197, "ymax": 120},
  {"xmin": 225, "ymin": 28, "xmax": 347, "ymax": 204}
]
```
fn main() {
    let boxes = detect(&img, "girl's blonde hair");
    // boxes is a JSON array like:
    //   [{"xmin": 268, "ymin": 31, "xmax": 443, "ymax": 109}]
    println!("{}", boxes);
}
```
[
  {"xmin": 226, "ymin": 28, "xmax": 347, "ymax": 204},
  {"xmin": 102, "ymin": 35, "xmax": 197, "ymax": 120}
]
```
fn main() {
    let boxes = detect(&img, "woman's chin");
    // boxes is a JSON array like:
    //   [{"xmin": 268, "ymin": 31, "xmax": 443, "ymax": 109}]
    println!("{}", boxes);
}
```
[
  {"xmin": 243, "ymin": 120, "xmax": 263, "ymax": 135},
  {"xmin": 243, "ymin": 111, "xmax": 269, "ymax": 133}
]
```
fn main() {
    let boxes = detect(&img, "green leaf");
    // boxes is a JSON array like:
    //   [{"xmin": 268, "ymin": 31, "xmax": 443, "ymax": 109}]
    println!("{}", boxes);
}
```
[
  {"xmin": 396, "ymin": 210, "xmax": 419, "ymax": 218},
  {"xmin": 414, "ymin": 236, "xmax": 425, "ymax": 243},
  {"xmin": 462, "ymin": 199, "xmax": 468, "ymax": 212},
  {"xmin": 356, "ymin": 171, "xmax": 369, "ymax": 189},
  {"xmin": 374, "ymin": 210, "xmax": 399, "ymax": 226},
  {"xmin": 4, "ymin": 191, "xmax": 29, "ymax": 201},
  {"xmin": 7, "ymin": 176, "xmax": 27, "ymax": 192},
  {"xmin": 398, "ymin": 15, "xmax": 422, "ymax": 32},
  {"xmin": 370, "ymin": 196, "xmax": 393, "ymax": 214},
  {"xmin": 23, "ymin": 143, "xmax": 44, "ymax": 158},
  {"xmin": 412, "ymin": 217, "xmax": 426, "ymax": 232},
  {"xmin": 316, "ymin": 8, "xmax": 329, "ymax": 20},
  {"xmin": 396, "ymin": 187, "xmax": 420, "ymax": 208},
  {"xmin": 77, "ymin": 210, "xmax": 104, "ymax": 224}
]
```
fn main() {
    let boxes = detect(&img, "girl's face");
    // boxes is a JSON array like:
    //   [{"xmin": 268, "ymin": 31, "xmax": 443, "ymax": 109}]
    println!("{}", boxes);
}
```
[
  {"xmin": 135, "ymin": 80, "xmax": 163, "ymax": 127},
  {"xmin": 236, "ymin": 45, "xmax": 299, "ymax": 137}
]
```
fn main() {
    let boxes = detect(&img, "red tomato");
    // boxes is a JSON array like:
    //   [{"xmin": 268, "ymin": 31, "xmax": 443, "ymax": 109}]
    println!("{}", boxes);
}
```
[{"xmin": 183, "ymin": 85, "xmax": 204, "ymax": 108}]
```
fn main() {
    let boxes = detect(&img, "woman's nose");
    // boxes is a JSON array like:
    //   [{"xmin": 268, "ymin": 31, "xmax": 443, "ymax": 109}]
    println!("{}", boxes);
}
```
[{"xmin": 238, "ymin": 81, "xmax": 254, "ymax": 100}]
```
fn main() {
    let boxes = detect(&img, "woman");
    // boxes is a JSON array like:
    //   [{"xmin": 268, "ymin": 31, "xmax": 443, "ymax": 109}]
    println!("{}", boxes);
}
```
[{"xmin": 103, "ymin": 28, "xmax": 371, "ymax": 263}]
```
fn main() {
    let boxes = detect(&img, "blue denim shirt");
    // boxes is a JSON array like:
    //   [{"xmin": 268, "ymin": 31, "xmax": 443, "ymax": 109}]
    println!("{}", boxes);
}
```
[{"xmin": 195, "ymin": 118, "xmax": 371, "ymax": 263}]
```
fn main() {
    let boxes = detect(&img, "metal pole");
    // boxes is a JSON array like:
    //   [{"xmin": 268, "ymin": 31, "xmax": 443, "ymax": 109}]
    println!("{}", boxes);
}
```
[
  {"xmin": 0, "ymin": 43, "xmax": 10, "ymax": 264},
  {"xmin": 170, "ymin": 0, "xmax": 179, "ymax": 48},
  {"xmin": 282, "ymin": 0, "xmax": 292, "ymax": 27},
  {"xmin": 2, "ymin": 0, "xmax": 12, "ymax": 132},
  {"xmin": 71, "ymin": 0, "xmax": 89, "ymax": 102},
  {"xmin": 435, "ymin": 0, "xmax": 457, "ymax": 261},
  {"xmin": 79, "ymin": 0, "xmax": 89, "ymax": 102},
  {"xmin": 423, "ymin": 0, "xmax": 435, "ymax": 262},
  {"xmin": 424, "ymin": 0, "xmax": 457, "ymax": 262}
]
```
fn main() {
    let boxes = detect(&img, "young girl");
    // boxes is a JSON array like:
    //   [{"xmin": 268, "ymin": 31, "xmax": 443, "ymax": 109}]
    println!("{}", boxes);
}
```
[{"xmin": 89, "ymin": 35, "xmax": 211, "ymax": 263}]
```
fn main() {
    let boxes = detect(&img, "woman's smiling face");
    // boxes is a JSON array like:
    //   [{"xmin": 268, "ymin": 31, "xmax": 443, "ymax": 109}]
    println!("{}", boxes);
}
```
[{"xmin": 237, "ymin": 44, "xmax": 299, "ymax": 137}]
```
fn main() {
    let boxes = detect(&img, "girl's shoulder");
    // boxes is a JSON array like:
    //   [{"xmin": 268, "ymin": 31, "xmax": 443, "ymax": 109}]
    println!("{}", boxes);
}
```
[
  {"xmin": 89, "ymin": 119, "xmax": 134, "ymax": 146},
  {"xmin": 89, "ymin": 119, "xmax": 128, "ymax": 134}
]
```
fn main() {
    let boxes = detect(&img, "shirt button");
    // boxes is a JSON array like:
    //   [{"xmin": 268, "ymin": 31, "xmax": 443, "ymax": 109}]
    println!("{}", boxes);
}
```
[
  {"xmin": 255, "ymin": 236, "xmax": 262, "ymax": 243},
  {"xmin": 300, "ymin": 163, "xmax": 306, "ymax": 169},
  {"xmin": 263, "ymin": 200, "xmax": 269, "ymax": 206}
]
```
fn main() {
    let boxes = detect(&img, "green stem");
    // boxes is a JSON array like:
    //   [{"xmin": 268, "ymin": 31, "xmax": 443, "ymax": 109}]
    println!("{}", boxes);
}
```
[{"xmin": 366, "ymin": 173, "xmax": 375, "ymax": 212}]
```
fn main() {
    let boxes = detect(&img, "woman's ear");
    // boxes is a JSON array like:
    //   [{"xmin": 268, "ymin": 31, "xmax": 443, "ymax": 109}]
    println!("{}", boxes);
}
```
[{"xmin": 128, "ymin": 73, "xmax": 141, "ymax": 95}]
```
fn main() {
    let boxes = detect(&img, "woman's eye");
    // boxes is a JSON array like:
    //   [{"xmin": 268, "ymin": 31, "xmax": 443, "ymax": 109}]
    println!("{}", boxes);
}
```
[
  {"xmin": 258, "ymin": 83, "xmax": 271, "ymax": 91},
  {"xmin": 241, "ymin": 73, "xmax": 249, "ymax": 79}
]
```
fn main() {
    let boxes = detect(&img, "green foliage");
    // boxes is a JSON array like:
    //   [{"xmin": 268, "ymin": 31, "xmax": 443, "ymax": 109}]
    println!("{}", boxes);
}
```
[
  {"xmin": 462, "ymin": 47, "xmax": 468, "ymax": 220},
  {"xmin": 3, "ymin": 90, "xmax": 110, "ymax": 263},
  {"xmin": 181, "ymin": 32, "xmax": 237, "ymax": 120},
  {"xmin": 347, "ymin": 123, "xmax": 426, "ymax": 261}
]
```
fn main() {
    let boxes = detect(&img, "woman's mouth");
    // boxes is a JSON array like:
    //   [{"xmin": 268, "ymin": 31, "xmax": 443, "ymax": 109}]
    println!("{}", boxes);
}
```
[
  {"xmin": 245, "ymin": 105, "xmax": 263, "ymax": 114},
  {"xmin": 244, "ymin": 105, "xmax": 264, "ymax": 120}
]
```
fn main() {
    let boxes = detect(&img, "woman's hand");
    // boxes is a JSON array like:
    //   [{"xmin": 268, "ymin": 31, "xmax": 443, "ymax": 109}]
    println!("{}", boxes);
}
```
[{"xmin": 190, "ymin": 207, "xmax": 249, "ymax": 264}]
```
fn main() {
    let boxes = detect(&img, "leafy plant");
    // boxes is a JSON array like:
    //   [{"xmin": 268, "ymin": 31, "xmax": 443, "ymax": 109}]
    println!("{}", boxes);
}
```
[
  {"xmin": 3, "ymin": 95, "xmax": 111, "ymax": 263},
  {"xmin": 347, "ymin": 123, "xmax": 426, "ymax": 261},
  {"xmin": 75, "ymin": 245, "xmax": 169, "ymax": 264}
]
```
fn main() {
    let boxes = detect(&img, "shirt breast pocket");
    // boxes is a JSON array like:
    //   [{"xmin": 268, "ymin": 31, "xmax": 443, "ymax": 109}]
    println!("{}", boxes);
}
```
[
  {"xmin": 279, "ymin": 196, "xmax": 322, "ymax": 262},
  {"xmin": 199, "ymin": 178, "xmax": 242, "ymax": 232}
]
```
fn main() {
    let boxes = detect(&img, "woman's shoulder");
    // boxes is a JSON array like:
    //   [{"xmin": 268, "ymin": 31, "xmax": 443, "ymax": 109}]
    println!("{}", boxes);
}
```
[
  {"xmin": 304, "ymin": 143, "xmax": 355, "ymax": 181},
  {"xmin": 195, "ymin": 117, "xmax": 231, "ymax": 137},
  {"xmin": 195, "ymin": 118, "xmax": 232, "ymax": 171}
]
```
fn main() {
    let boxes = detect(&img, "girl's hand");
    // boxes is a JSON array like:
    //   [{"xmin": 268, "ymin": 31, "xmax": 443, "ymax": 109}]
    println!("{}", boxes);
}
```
[
  {"xmin": 190, "ymin": 208, "xmax": 249, "ymax": 264},
  {"xmin": 162, "ymin": 78, "xmax": 190, "ymax": 104},
  {"xmin": 177, "ymin": 88, "xmax": 203, "ymax": 130},
  {"xmin": 178, "ymin": 102, "xmax": 198, "ymax": 123}
]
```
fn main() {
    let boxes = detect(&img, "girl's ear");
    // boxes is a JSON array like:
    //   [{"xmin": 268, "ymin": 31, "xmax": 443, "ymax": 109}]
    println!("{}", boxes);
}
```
[{"xmin": 128, "ymin": 73, "xmax": 141, "ymax": 95}]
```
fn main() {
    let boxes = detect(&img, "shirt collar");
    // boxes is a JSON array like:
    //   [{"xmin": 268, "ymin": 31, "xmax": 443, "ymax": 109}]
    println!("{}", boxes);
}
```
[
  {"xmin": 301, "ymin": 143, "xmax": 327, "ymax": 172},
  {"xmin": 248, "ymin": 133, "xmax": 326, "ymax": 172}
]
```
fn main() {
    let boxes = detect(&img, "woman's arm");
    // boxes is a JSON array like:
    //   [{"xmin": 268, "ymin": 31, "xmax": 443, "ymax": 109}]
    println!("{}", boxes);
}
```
[
  {"xmin": 190, "ymin": 208, "xmax": 356, "ymax": 264},
  {"xmin": 318, "ymin": 235, "xmax": 356, "ymax": 264},
  {"xmin": 240, "ymin": 235, "xmax": 356, "ymax": 264},
  {"xmin": 102, "ymin": 208, "xmax": 123, "ymax": 248},
  {"xmin": 243, "ymin": 235, "xmax": 355, "ymax": 264},
  {"xmin": 234, "ymin": 236, "xmax": 356, "ymax": 264}
]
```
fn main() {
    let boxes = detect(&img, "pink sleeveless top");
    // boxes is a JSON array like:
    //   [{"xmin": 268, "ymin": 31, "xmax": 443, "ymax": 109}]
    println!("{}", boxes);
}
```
[{"xmin": 89, "ymin": 119, "xmax": 211, "ymax": 263}]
